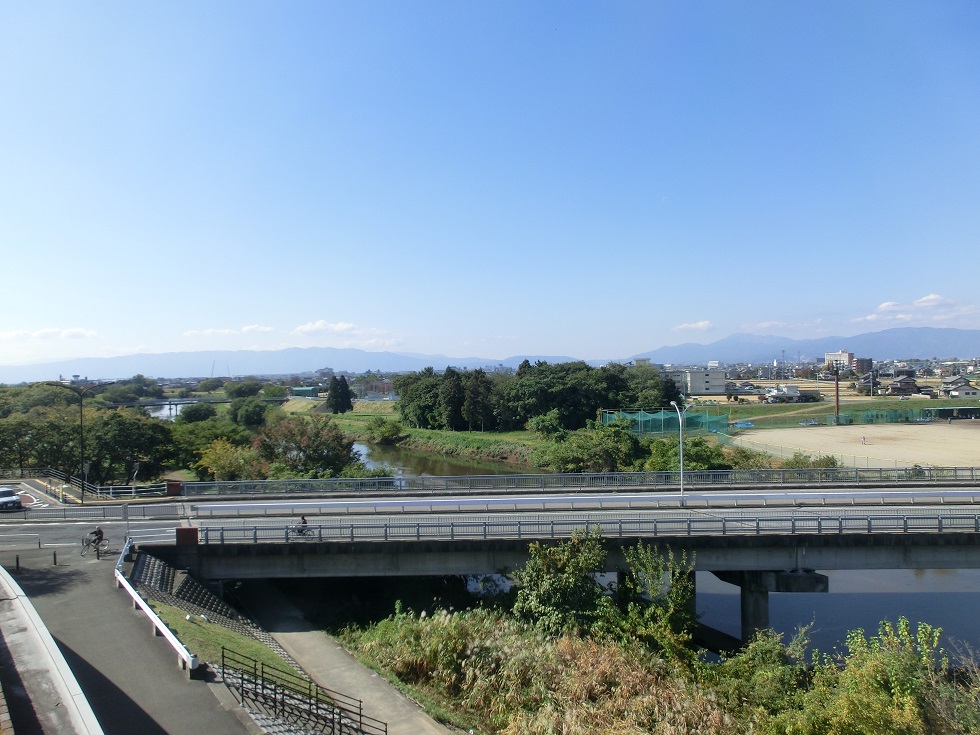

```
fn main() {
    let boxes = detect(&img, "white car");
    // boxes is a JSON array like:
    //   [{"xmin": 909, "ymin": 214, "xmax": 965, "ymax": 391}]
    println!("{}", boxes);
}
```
[{"xmin": 0, "ymin": 488, "xmax": 22, "ymax": 511}]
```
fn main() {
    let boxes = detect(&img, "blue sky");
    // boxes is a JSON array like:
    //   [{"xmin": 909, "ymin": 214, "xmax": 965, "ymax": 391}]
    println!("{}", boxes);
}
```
[{"xmin": 2, "ymin": 2, "xmax": 979, "ymax": 367}]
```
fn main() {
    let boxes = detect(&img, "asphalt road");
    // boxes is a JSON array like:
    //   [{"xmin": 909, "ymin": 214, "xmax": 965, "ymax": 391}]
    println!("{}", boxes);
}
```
[{"xmin": 0, "ymin": 547, "xmax": 256, "ymax": 735}]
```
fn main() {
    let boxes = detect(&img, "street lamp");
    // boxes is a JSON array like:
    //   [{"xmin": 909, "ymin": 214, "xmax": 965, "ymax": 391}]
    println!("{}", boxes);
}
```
[
  {"xmin": 44, "ymin": 381, "xmax": 110, "ymax": 504},
  {"xmin": 669, "ymin": 399, "xmax": 685, "ymax": 507}
]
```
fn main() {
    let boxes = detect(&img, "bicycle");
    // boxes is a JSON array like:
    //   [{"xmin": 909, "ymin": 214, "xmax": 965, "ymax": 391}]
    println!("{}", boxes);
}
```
[
  {"xmin": 81, "ymin": 535, "xmax": 109, "ymax": 556},
  {"xmin": 286, "ymin": 525, "xmax": 313, "ymax": 540}
]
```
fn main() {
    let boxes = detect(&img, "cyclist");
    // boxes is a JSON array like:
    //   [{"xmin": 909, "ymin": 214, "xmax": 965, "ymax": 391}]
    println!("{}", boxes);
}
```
[
  {"xmin": 298, "ymin": 516, "xmax": 309, "ymax": 535},
  {"xmin": 89, "ymin": 526, "xmax": 104, "ymax": 545}
]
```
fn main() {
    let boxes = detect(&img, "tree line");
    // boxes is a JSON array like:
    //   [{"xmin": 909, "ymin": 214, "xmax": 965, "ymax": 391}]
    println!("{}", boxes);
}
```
[
  {"xmin": 0, "ymin": 377, "xmax": 366, "ymax": 484},
  {"xmin": 393, "ymin": 360, "xmax": 683, "ymax": 432}
]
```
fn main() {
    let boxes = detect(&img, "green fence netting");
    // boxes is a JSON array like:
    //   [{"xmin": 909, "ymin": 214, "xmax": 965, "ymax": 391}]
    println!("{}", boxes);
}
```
[{"xmin": 600, "ymin": 409, "xmax": 730, "ymax": 435}]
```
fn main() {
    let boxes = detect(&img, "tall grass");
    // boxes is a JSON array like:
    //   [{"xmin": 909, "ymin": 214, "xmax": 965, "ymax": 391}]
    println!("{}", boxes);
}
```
[{"xmin": 343, "ymin": 607, "xmax": 733, "ymax": 735}]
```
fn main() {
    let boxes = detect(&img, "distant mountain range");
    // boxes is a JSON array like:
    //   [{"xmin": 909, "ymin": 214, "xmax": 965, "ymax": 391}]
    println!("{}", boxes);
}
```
[
  {"xmin": 1, "ymin": 327, "xmax": 978, "ymax": 384},
  {"xmin": 631, "ymin": 328, "xmax": 980, "ymax": 366}
]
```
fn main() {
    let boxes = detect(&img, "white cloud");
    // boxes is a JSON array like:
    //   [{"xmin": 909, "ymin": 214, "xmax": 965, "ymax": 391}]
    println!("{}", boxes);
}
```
[
  {"xmin": 293, "ymin": 320, "xmax": 358, "ymax": 336},
  {"xmin": 290, "ymin": 320, "xmax": 402, "ymax": 349},
  {"xmin": 183, "ymin": 325, "xmax": 274, "ymax": 337},
  {"xmin": 672, "ymin": 320, "xmax": 713, "ymax": 332},
  {"xmin": 852, "ymin": 294, "xmax": 977, "ymax": 327},
  {"xmin": 741, "ymin": 318, "xmax": 825, "ymax": 334},
  {"xmin": 0, "ymin": 327, "xmax": 97, "ymax": 341}
]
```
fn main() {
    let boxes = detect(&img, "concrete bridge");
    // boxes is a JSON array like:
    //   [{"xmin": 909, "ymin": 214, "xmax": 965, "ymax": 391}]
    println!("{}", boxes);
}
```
[{"xmin": 149, "ymin": 498, "xmax": 980, "ymax": 644}]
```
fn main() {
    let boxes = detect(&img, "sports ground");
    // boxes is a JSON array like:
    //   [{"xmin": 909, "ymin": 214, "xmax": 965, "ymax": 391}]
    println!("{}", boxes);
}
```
[{"xmin": 731, "ymin": 420, "xmax": 980, "ymax": 468}]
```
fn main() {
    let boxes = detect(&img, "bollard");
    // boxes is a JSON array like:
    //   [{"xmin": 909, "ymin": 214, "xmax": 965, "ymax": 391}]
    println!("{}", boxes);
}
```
[
  {"xmin": 15, "ymin": 555, "xmax": 19, "ymax": 572},
  {"xmin": 53, "ymin": 550, "xmax": 57, "ymax": 566}
]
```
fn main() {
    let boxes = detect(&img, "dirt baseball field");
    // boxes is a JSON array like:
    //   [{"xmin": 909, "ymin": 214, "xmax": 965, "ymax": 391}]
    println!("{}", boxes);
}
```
[{"xmin": 732, "ymin": 420, "xmax": 980, "ymax": 468}]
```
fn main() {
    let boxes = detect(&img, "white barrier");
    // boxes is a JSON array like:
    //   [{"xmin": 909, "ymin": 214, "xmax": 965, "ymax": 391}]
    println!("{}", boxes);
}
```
[{"xmin": 114, "ymin": 538, "xmax": 200, "ymax": 676}]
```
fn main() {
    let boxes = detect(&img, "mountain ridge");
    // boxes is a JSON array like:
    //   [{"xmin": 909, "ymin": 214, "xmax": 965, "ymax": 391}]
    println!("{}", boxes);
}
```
[{"xmin": 1, "ymin": 327, "xmax": 977, "ymax": 384}]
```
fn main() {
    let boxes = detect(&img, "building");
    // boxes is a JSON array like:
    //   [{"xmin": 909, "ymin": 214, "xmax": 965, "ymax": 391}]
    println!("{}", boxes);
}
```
[
  {"xmin": 857, "ymin": 372, "xmax": 878, "ymax": 395},
  {"xmin": 883, "ymin": 375, "xmax": 921, "ymax": 396},
  {"xmin": 667, "ymin": 369, "xmax": 727, "ymax": 397},
  {"xmin": 940, "ymin": 376, "xmax": 977, "ymax": 399},
  {"xmin": 824, "ymin": 350, "xmax": 854, "ymax": 369},
  {"xmin": 853, "ymin": 357, "xmax": 873, "ymax": 375}
]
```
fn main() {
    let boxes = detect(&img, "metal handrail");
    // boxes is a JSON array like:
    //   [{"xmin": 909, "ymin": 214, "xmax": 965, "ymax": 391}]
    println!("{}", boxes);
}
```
[
  {"xmin": 198, "ymin": 511, "xmax": 980, "ymax": 545},
  {"xmin": 181, "ymin": 466, "xmax": 980, "ymax": 498},
  {"xmin": 221, "ymin": 647, "xmax": 387, "ymax": 735}
]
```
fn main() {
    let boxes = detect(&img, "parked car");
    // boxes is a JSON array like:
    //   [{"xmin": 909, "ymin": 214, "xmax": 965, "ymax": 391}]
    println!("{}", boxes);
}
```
[{"xmin": 0, "ymin": 488, "xmax": 23, "ymax": 511}]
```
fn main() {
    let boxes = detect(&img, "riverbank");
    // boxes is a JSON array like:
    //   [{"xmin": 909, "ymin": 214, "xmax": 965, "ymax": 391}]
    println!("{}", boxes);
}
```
[{"xmin": 291, "ymin": 399, "xmax": 547, "ymax": 468}]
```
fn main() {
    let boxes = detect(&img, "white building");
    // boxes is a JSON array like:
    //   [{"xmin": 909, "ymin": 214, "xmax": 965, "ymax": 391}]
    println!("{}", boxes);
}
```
[
  {"xmin": 823, "ymin": 349, "xmax": 854, "ymax": 368},
  {"xmin": 667, "ymin": 369, "xmax": 727, "ymax": 396}
]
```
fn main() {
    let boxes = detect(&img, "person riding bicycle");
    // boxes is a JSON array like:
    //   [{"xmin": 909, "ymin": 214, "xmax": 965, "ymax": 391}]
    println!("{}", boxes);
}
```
[
  {"xmin": 298, "ymin": 515, "xmax": 309, "ymax": 535},
  {"xmin": 89, "ymin": 526, "xmax": 104, "ymax": 545}
]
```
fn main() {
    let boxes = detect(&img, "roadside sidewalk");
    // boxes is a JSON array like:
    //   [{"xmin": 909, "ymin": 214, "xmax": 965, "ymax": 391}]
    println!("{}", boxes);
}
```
[{"xmin": 237, "ymin": 581, "xmax": 455, "ymax": 735}]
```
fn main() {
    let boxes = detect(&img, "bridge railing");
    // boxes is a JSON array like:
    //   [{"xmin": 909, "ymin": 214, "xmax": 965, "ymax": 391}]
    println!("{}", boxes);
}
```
[
  {"xmin": 182, "ymin": 466, "xmax": 980, "ymax": 497},
  {"xmin": 197, "ymin": 511, "xmax": 980, "ymax": 544}
]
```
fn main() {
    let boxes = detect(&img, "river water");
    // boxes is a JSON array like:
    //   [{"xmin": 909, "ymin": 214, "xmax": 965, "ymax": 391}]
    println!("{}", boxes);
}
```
[
  {"xmin": 354, "ymin": 442, "xmax": 543, "ymax": 477},
  {"xmin": 698, "ymin": 569, "xmax": 980, "ymax": 657}
]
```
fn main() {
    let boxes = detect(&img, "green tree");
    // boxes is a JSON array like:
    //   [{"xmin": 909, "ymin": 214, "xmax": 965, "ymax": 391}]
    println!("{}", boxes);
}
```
[
  {"xmin": 254, "ymin": 414, "xmax": 358, "ymax": 478},
  {"xmin": 461, "ymin": 368, "xmax": 496, "ymax": 431},
  {"xmin": 512, "ymin": 530, "xmax": 617, "ymax": 637},
  {"xmin": 782, "ymin": 452, "xmax": 839, "ymax": 469},
  {"xmin": 230, "ymin": 396, "xmax": 268, "ymax": 427},
  {"xmin": 541, "ymin": 419, "xmax": 643, "ymax": 472},
  {"xmin": 438, "ymin": 367, "xmax": 465, "ymax": 431},
  {"xmin": 618, "ymin": 544, "xmax": 697, "ymax": 663},
  {"xmin": 765, "ymin": 618, "xmax": 958, "ymax": 735},
  {"xmin": 195, "ymin": 438, "xmax": 259, "ymax": 481},
  {"xmin": 225, "ymin": 381, "xmax": 263, "ymax": 399},
  {"xmin": 99, "ymin": 375, "xmax": 164, "ymax": 403},
  {"xmin": 0, "ymin": 415, "xmax": 35, "ymax": 471},
  {"xmin": 196, "ymin": 378, "xmax": 225, "ymax": 393},
  {"xmin": 261, "ymin": 383, "xmax": 289, "ymax": 398},
  {"xmin": 526, "ymin": 408, "xmax": 566, "ymax": 440},
  {"xmin": 176, "ymin": 402, "xmax": 217, "ymax": 423},
  {"xmin": 394, "ymin": 368, "xmax": 442, "ymax": 429},
  {"xmin": 21, "ymin": 405, "xmax": 85, "ymax": 475},
  {"xmin": 85, "ymin": 409, "xmax": 174, "ymax": 484},
  {"xmin": 327, "ymin": 376, "xmax": 354, "ymax": 414},
  {"xmin": 171, "ymin": 417, "xmax": 251, "ymax": 477},
  {"xmin": 366, "ymin": 416, "xmax": 404, "ymax": 445}
]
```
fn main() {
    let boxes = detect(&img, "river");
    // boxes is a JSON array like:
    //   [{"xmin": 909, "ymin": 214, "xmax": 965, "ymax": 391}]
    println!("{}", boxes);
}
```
[
  {"xmin": 698, "ymin": 569, "xmax": 980, "ymax": 657},
  {"xmin": 354, "ymin": 442, "xmax": 543, "ymax": 477}
]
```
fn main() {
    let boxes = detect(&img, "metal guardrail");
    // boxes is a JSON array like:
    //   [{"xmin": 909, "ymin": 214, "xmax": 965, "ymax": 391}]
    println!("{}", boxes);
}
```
[
  {"xmin": 1, "ymin": 469, "xmax": 169, "ymax": 500},
  {"xmin": 16, "ymin": 503, "xmax": 184, "ymax": 522},
  {"xmin": 182, "ymin": 466, "xmax": 980, "ymax": 498},
  {"xmin": 90, "ymin": 483, "xmax": 168, "ymax": 500},
  {"xmin": 197, "ymin": 511, "xmax": 980, "ymax": 545},
  {"xmin": 221, "ymin": 648, "xmax": 387, "ymax": 735}
]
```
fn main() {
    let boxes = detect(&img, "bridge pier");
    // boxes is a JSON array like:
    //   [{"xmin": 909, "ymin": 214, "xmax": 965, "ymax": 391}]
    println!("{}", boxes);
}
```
[{"xmin": 713, "ymin": 570, "xmax": 828, "ymax": 644}]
